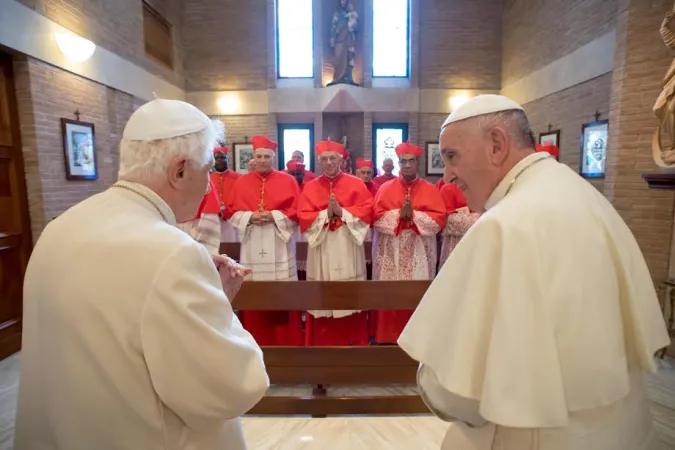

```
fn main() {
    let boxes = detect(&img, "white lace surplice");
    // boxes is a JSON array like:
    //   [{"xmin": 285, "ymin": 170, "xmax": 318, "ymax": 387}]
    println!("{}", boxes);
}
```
[
  {"xmin": 373, "ymin": 209, "xmax": 440, "ymax": 281},
  {"xmin": 439, "ymin": 211, "xmax": 480, "ymax": 269},
  {"xmin": 229, "ymin": 210, "xmax": 298, "ymax": 281},
  {"xmin": 177, "ymin": 213, "xmax": 221, "ymax": 256},
  {"xmin": 304, "ymin": 209, "xmax": 369, "ymax": 318}
]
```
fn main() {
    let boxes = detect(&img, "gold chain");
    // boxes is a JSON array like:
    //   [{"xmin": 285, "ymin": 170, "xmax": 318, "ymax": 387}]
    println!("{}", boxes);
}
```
[{"xmin": 504, "ymin": 154, "xmax": 551, "ymax": 198}]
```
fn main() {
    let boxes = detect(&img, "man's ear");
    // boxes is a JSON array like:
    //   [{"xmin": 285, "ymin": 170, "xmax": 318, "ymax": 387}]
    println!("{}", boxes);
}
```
[
  {"xmin": 167, "ymin": 157, "xmax": 187, "ymax": 188},
  {"xmin": 489, "ymin": 127, "xmax": 510, "ymax": 165}
]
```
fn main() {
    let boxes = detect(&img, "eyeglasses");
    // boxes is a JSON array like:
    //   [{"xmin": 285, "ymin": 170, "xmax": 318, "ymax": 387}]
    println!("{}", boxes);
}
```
[{"xmin": 399, "ymin": 158, "xmax": 418, "ymax": 166}]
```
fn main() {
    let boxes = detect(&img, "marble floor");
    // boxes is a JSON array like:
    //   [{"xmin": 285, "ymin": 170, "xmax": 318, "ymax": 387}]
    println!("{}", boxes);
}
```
[{"xmin": 2, "ymin": 353, "xmax": 675, "ymax": 449}]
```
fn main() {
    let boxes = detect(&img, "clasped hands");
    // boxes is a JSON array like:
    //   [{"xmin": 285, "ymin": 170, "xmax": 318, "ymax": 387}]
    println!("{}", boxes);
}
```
[
  {"xmin": 327, "ymin": 194, "xmax": 343, "ymax": 219},
  {"xmin": 399, "ymin": 197, "xmax": 414, "ymax": 220},
  {"xmin": 250, "ymin": 210, "xmax": 273, "ymax": 225},
  {"xmin": 211, "ymin": 254, "xmax": 252, "ymax": 302}
]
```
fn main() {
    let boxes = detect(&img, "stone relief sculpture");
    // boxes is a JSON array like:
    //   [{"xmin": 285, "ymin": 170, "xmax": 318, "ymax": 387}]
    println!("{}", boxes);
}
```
[
  {"xmin": 653, "ymin": 5, "xmax": 675, "ymax": 167},
  {"xmin": 329, "ymin": 0, "xmax": 358, "ymax": 86}
]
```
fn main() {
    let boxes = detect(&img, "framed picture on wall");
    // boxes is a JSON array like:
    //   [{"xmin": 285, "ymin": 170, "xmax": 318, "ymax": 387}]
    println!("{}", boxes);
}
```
[
  {"xmin": 579, "ymin": 120, "xmax": 609, "ymax": 178},
  {"xmin": 425, "ymin": 142, "xmax": 444, "ymax": 176},
  {"xmin": 538, "ymin": 130, "xmax": 560, "ymax": 148},
  {"xmin": 233, "ymin": 142, "xmax": 255, "ymax": 174},
  {"xmin": 61, "ymin": 118, "xmax": 97, "ymax": 180}
]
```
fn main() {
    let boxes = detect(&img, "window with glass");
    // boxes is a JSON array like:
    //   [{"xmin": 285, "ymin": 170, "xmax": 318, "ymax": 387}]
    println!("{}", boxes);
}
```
[
  {"xmin": 277, "ymin": 0, "xmax": 314, "ymax": 78},
  {"xmin": 372, "ymin": 0, "xmax": 410, "ymax": 78},
  {"xmin": 278, "ymin": 124, "xmax": 314, "ymax": 171},
  {"xmin": 373, "ymin": 124, "xmax": 409, "ymax": 177}
]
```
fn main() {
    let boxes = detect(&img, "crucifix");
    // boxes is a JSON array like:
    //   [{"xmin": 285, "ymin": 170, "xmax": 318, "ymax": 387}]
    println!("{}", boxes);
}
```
[
  {"xmin": 547, "ymin": 123, "xmax": 553, "ymax": 132},
  {"xmin": 74, "ymin": 109, "xmax": 81, "ymax": 121},
  {"xmin": 594, "ymin": 111, "xmax": 601, "ymax": 121},
  {"xmin": 258, "ymin": 249, "xmax": 268, "ymax": 259}
]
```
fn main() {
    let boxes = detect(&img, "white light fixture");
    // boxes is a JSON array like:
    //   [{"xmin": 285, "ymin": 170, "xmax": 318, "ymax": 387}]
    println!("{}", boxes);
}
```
[
  {"xmin": 55, "ymin": 32, "xmax": 96, "ymax": 63},
  {"xmin": 450, "ymin": 94, "xmax": 471, "ymax": 111},
  {"xmin": 217, "ymin": 95, "xmax": 239, "ymax": 114}
]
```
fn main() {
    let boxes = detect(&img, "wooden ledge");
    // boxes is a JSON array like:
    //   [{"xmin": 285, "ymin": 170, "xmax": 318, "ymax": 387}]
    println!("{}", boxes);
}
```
[{"xmin": 642, "ymin": 170, "xmax": 675, "ymax": 190}]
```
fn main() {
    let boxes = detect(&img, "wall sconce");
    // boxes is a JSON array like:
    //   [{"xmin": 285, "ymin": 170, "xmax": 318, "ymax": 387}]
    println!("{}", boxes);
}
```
[
  {"xmin": 217, "ymin": 95, "xmax": 239, "ymax": 114},
  {"xmin": 55, "ymin": 32, "xmax": 96, "ymax": 63},
  {"xmin": 450, "ymin": 94, "xmax": 471, "ymax": 111}
]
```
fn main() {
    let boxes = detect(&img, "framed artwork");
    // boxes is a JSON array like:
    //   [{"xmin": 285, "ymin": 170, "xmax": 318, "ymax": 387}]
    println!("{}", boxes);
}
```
[
  {"xmin": 233, "ymin": 142, "xmax": 255, "ymax": 174},
  {"xmin": 539, "ymin": 130, "xmax": 560, "ymax": 148},
  {"xmin": 61, "ymin": 118, "xmax": 97, "ymax": 180},
  {"xmin": 579, "ymin": 120, "xmax": 609, "ymax": 178},
  {"xmin": 425, "ymin": 142, "xmax": 444, "ymax": 176}
]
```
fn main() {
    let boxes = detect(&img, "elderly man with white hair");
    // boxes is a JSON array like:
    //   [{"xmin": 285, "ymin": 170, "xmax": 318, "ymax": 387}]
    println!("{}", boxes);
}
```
[
  {"xmin": 398, "ymin": 95, "xmax": 669, "ymax": 449},
  {"xmin": 14, "ymin": 99, "xmax": 269, "ymax": 450}
]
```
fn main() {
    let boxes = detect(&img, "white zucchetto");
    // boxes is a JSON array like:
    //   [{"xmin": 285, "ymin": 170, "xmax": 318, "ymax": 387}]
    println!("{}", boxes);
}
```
[
  {"xmin": 123, "ymin": 99, "xmax": 212, "ymax": 141},
  {"xmin": 442, "ymin": 94, "xmax": 524, "ymax": 128}
]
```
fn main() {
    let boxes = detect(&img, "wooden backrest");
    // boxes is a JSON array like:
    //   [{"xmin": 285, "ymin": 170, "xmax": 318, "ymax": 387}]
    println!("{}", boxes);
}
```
[{"xmin": 231, "ymin": 280, "xmax": 431, "ymax": 310}]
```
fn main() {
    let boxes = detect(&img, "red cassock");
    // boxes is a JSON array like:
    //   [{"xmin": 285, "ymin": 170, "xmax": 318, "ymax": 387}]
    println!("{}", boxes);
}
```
[
  {"xmin": 436, "ymin": 178, "xmax": 446, "ymax": 190},
  {"xmin": 211, "ymin": 170, "xmax": 241, "ymax": 212},
  {"xmin": 364, "ymin": 181, "xmax": 379, "ymax": 197},
  {"xmin": 186, "ymin": 178, "xmax": 221, "ymax": 221},
  {"xmin": 304, "ymin": 170, "xmax": 317, "ymax": 182},
  {"xmin": 299, "ymin": 173, "xmax": 373, "ymax": 346},
  {"xmin": 372, "ymin": 177, "xmax": 446, "ymax": 344},
  {"xmin": 372, "ymin": 174, "xmax": 396, "ymax": 187},
  {"xmin": 224, "ymin": 170, "xmax": 303, "ymax": 346}
]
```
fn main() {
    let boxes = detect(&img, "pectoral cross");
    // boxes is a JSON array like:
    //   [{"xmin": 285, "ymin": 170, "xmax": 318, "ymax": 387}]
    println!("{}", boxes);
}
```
[{"xmin": 259, "ymin": 249, "xmax": 268, "ymax": 259}]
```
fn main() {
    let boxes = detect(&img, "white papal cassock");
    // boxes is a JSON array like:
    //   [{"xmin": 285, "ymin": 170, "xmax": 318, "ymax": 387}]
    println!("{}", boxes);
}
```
[
  {"xmin": 14, "ymin": 181, "xmax": 269, "ymax": 450},
  {"xmin": 398, "ymin": 152, "xmax": 670, "ymax": 450}
]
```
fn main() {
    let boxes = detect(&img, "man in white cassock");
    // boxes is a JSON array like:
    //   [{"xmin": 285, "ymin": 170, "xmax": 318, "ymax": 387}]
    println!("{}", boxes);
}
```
[
  {"xmin": 398, "ymin": 95, "xmax": 670, "ymax": 450},
  {"xmin": 14, "ymin": 99, "xmax": 269, "ymax": 450}
]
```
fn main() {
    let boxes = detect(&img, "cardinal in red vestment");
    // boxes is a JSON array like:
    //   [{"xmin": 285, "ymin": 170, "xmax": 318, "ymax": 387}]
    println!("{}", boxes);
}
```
[
  {"xmin": 373, "ymin": 157, "xmax": 396, "ymax": 186},
  {"xmin": 355, "ymin": 158, "xmax": 379, "ymax": 197},
  {"xmin": 211, "ymin": 146, "xmax": 241, "ymax": 242},
  {"xmin": 438, "ymin": 182, "xmax": 480, "ymax": 269},
  {"xmin": 372, "ymin": 142, "xmax": 446, "ymax": 344},
  {"xmin": 290, "ymin": 150, "xmax": 316, "ymax": 182},
  {"xmin": 536, "ymin": 141, "xmax": 560, "ymax": 160},
  {"xmin": 224, "ymin": 135, "xmax": 303, "ymax": 346},
  {"xmin": 299, "ymin": 140, "xmax": 373, "ymax": 346},
  {"xmin": 286, "ymin": 160, "xmax": 306, "ymax": 191}
]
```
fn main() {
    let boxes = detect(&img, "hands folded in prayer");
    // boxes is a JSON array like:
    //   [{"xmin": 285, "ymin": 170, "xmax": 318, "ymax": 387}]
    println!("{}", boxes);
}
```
[
  {"xmin": 250, "ymin": 211, "xmax": 273, "ymax": 225},
  {"xmin": 327, "ymin": 194, "xmax": 343, "ymax": 218},
  {"xmin": 399, "ymin": 197, "xmax": 413, "ymax": 220},
  {"xmin": 211, "ymin": 254, "xmax": 252, "ymax": 301}
]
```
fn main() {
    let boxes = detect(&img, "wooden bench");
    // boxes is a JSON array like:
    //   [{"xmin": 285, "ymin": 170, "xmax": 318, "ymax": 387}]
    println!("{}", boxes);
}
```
[
  {"xmin": 232, "ymin": 280, "xmax": 433, "ymax": 416},
  {"xmin": 221, "ymin": 242, "xmax": 373, "ymax": 262}
]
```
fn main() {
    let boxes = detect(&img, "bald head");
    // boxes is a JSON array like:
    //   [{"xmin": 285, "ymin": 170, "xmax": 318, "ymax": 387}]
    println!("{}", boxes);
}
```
[
  {"xmin": 439, "ymin": 109, "xmax": 536, "ymax": 212},
  {"xmin": 382, "ymin": 158, "xmax": 394, "ymax": 175}
]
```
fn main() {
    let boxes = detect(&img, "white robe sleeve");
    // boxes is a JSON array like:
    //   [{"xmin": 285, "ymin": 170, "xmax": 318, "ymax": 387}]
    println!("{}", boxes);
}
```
[
  {"xmin": 417, "ymin": 364, "xmax": 487, "ymax": 427},
  {"xmin": 141, "ymin": 242, "xmax": 269, "ymax": 430},
  {"xmin": 373, "ymin": 210, "xmax": 400, "ymax": 235},
  {"xmin": 270, "ymin": 210, "xmax": 297, "ymax": 243},
  {"xmin": 228, "ymin": 211, "xmax": 254, "ymax": 240},
  {"xmin": 304, "ymin": 210, "xmax": 329, "ymax": 248},
  {"xmin": 340, "ymin": 208, "xmax": 369, "ymax": 246},
  {"xmin": 444, "ymin": 212, "xmax": 480, "ymax": 237}
]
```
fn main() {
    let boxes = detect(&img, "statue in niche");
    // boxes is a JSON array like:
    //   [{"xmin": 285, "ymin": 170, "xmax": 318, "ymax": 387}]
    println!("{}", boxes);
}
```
[
  {"xmin": 653, "ymin": 5, "xmax": 675, "ymax": 167},
  {"xmin": 328, "ymin": 0, "xmax": 358, "ymax": 86}
]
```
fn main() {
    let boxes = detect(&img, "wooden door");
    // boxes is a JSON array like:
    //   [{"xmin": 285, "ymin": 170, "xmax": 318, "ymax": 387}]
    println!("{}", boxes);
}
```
[{"xmin": 0, "ymin": 51, "xmax": 32, "ymax": 359}]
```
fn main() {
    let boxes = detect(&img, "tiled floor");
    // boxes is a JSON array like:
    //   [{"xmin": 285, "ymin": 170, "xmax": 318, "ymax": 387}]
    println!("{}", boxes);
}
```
[{"xmin": 2, "ymin": 353, "xmax": 675, "ymax": 449}]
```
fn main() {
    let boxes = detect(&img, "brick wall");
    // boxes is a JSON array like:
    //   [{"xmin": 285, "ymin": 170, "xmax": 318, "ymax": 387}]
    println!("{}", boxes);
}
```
[
  {"xmin": 16, "ymin": 0, "xmax": 185, "ymax": 87},
  {"xmin": 418, "ymin": 0, "xmax": 502, "ymax": 89},
  {"xmin": 13, "ymin": 57, "xmax": 139, "ymax": 241},
  {"xmin": 523, "ymin": 74, "xmax": 612, "ymax": 193},
  {"xmin": 183, "ymin": 0, "xmax": 268, "ymax": 91},
  {"xmin": 604, "ymin": 0, "xmax": 675, "ymax": 283},
  {"xmin": 502, "ymin": 0, "xmax": 617, "ymax": 87}
]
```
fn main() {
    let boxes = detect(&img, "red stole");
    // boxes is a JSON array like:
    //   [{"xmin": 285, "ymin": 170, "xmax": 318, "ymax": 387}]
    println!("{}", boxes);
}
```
[
  {"xmin": 298, "ymin": 172, "xmax": 373, "ymax": 233},
  {"xmin": 224, "ymin": 170, "xmax": 300, "ymax": 222},
  {"xmin": 374, "ymin": 177, "xmax": 446, "ymax": 235}
]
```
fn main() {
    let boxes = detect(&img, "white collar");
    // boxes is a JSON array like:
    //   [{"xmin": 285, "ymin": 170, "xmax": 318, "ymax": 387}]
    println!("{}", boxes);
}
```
[
  {"xmin": 484, "ymin": 152, "xmax": 550, "ymax": 211},
  {"xmin": 112, "ymin": 180, "xmax": 177, "ymax": 226}
]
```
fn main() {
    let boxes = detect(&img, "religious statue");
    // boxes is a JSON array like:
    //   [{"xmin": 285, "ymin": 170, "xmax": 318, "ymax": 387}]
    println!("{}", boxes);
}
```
[
  {"xmin": 653, "ymin": 4, "xmax": 675, "ymax": 167},
  {"xmin": 329, "ymin": 0, "xmax": 358, "ymax": 86}
]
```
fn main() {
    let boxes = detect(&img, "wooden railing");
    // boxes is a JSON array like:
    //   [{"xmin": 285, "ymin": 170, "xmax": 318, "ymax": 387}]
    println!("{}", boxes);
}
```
[{"xmin": 233, "ymin": 280, "xmax": 432, "ymax": 416}]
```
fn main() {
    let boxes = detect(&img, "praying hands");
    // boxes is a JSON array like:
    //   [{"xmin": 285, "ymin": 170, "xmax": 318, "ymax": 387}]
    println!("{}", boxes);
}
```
[
  {"xmin": 399, "ymin": 197, "xmax": 413, "ymax": 220},
  {"xmin": 250, "ymin": 210, "xmax": 273, "ymax": 225},
  {"xmin": 327, "ymin": 193, "xmax": 343, "ymax": 218}
]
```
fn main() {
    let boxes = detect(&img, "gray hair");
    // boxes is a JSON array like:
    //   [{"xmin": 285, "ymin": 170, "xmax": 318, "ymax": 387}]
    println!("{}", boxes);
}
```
[
  {"xmin": 118, "ymin": 126, "xmax": 216, "ymax": 182},
  {"xmin": 475, "ymin": 110, "xmax": 536, "ymax": 149}
]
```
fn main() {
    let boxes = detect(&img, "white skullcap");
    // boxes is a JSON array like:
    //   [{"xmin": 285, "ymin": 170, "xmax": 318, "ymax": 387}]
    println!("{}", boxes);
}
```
[
  {"xmin": 442, "ymin": 94, "xmax": 524, "ymax": 128},
  {"xmin": 123, "ymin": 99, "xmax": 212, "ymax": 141}
]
